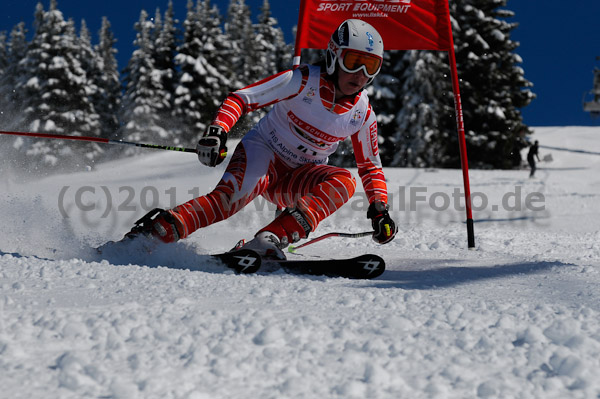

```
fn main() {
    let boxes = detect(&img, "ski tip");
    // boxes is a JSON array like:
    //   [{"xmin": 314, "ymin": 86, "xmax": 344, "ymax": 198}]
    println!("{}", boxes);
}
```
[{"xmin": 288, "ymin": 246, "xmax": 297, "ymax": 254}]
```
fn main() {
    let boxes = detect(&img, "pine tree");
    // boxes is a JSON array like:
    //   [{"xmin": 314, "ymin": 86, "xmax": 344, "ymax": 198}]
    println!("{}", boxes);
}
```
[
  {"xmin": 120, "ymin": 9, "xmax": 174, "ymax": 152},
  {"xmin": 152, "ymin": 1, "xmax": 179, "ymax": 136},
  {"xmin": 0, "ymin": 22, "xmax": 28, "ymax": 130},
  {"xmin": 204, "ymin": 1, "xmax": 235, "ymax": 95},
  {"xmin": 0, "ymin": 31, "xmax": 7, "ymax": 78},
  {"xmin": 223, "ymin": 0, "xmax": 258, "ymax": 137},
  {"xmin": 391, "ymin": 50, "xmax": 454, "ymax": 167},
  {"xmin": 204, "ymin": 0, "xmax": 236, "ymax": 103},
  {"xmin": 441, "ymin": 0, "xmax": 535, "ymax": 169},
  {"xmin": 153, "ymin": 2, "xmax": 178, "ymax": 89},
  {"xmin": 15, "ymin": 0, "xmax": 101, "ymax": 170},
  {"xmin": 77, "ymin": 19, "xmax": 104, "ymax": 161},
  {"xmin": 95, "ymin": 17, "xmax": 121, "ymax": 141},
  {"xmin": 0, "ymin": 29, "xmax": 9, "ymax": 127},
  {"xmin": 239, "ymin": 0, "xmax": 289, "ymax": 125},
  {"xmin": 225, "ymin": 0, "xmax": 255, "ymax": 87},
  {"xmin": 173, "ymin": 0, "xmax": 203, "ymax": 142},
  {"xmin": 173, "ymin": 0, "xmax": 232, "ymax": 144},
  {"xmin": 0, "ymin": 29, "xmax": 10, "ymax": 161},
  {"xmin": 253, "ymin": 0, "xmax": 287, "ymax": 77}
]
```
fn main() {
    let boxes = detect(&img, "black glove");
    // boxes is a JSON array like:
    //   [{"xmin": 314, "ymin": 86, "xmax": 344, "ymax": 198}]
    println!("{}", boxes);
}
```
[
  {"xmin": 367, "ymin": 201, "xmax": 397, "ymax": 244},
  {"xmin": 197, "ymin": 125, "xmax": 227, "ymax": 167}
]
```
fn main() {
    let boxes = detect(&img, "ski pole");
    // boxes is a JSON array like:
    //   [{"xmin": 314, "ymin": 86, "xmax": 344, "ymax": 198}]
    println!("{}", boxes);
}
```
[
  {"xmin": 288, "ymin": 231, "xmax": 374, "ymax": 253},
  {"xmin": 0, "ymin": 129, "xmax": 197, "ymax": 153}
]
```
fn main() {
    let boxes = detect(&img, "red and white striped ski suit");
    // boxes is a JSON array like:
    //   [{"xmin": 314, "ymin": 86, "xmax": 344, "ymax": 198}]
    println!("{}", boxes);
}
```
[{"xmin": 169, "ymin": 64, "xmax": 389, "ymax": 241}]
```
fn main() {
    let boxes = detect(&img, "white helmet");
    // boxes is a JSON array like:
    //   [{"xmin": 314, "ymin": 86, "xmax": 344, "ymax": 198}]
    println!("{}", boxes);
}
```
[{"xmin": 325, "ymin": 19, "xmax": 384, "ymax": 82}]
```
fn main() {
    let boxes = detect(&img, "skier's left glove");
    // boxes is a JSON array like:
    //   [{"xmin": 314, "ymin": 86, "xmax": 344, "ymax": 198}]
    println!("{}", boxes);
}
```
[
  {"xmin": 197, "ymin": 125, "xmax": 227, "ymax": 167},
  {"xmin": 367, "ymin": 201, "xmax": 397, "ymax": 244}
]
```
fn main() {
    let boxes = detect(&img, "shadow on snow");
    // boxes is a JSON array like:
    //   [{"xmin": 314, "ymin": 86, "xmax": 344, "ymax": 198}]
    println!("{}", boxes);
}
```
[
  {"xmin": 2, "ymin": 246, "xmax": 577, "ymax": 286},
  {"xmin": 372, "ymin": 258, "xmax": 575, "ymax": 290}
]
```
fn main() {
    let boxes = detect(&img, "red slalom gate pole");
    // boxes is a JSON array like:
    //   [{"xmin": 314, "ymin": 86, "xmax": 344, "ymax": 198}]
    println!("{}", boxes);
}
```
[
  {"xmin": 0, "ymin": 130, "xmax": 197, "ymax": 153},
  {"xmin": 446, "ymin": 27, "xmax": 476, "ymax": 249}
]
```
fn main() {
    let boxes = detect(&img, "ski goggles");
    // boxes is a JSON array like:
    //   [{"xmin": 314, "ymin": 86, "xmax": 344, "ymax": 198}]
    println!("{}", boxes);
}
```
[{"xmin": 338, "ymin": 49, "xmax": 382, "ymax": 78}]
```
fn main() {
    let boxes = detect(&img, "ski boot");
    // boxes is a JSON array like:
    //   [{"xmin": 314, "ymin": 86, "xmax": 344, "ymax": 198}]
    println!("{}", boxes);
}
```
[
  {"xmin": 97, "ymin": 208, "xmax": 182, "ymax": 255},
  {"xmin": 234, "ymin": 231, "xmax": 287, "ymax": 260},
  {"xmin": 233, "ymin": 208, "xmax": 313, "ymax": 260}
]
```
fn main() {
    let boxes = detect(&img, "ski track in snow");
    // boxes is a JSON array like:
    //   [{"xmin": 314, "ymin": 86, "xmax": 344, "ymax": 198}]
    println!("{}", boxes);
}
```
[{"xmin": 1, "ymin": 126, "xmax": 600, "ymax": 398}]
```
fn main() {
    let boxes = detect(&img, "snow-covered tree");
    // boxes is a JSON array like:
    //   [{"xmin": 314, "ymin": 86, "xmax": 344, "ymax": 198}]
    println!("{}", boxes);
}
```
[
  {"xmin": 152, "ymin": 1, "xmax": 179, "ymax": 136},
  {"xmin": 0, "ymin": 29, "xmax": 10, "ymax": 127},
  {"xmin": 225, "ymin": 0, "xmax": 256, "ymax": 87},
  {"xmin": 173, "ymin": 0, "xmax": 232, "ymax": 144},
  {"xmin": 441, "ymin": 0, "xmax": 535, "ymax": 169},
  {"xmin": 0, "ymin": 28, "xmax": 11, "ymax": 163},
  {"xmin": 253, "ymin": 0, "xmax": 288, "ymax": 77},
  {"xmin": 120, "ymin": 9, "xmax": 175, "ymax": 151},
  {"xmin": 390, "ymin": 50, "xmax": 454, "ymax": 167},
  {"xmin": 0, "ymin": 22, "xmax": 27, "ymax": 130},
  {"xmin": 222, "ymin": 0, "xmax": 259, "ymax": 136},
  {"xmin": 224, "ymin": 0, "xmax": 291, "ymax": 136},
  {"xmin": 204, "ymin": 1, "xmax": 235, "ymax": 96},
  {"xmin": 0, "ymin": 31, "xmax": 7, "ymax": 77},
  {"xmin": 15, "ymin": 0, "xmax": 101, "ymax": 170},
  {"xmin": 231, "ymin": 0, "xmax": 289, "ymax": 125},
  {"xmin": 76, "ymin": 19, "xmax": 104, "ymax": 159},
  {"xmin": 95, "ymin": 17, "xmax": 121, "ymax": 140}
]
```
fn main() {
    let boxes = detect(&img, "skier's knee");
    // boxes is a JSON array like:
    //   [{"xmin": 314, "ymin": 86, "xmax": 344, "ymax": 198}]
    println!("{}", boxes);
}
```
[{"xmin": 323, "ymin": 169, "xmax": 357, "ymax": 207}]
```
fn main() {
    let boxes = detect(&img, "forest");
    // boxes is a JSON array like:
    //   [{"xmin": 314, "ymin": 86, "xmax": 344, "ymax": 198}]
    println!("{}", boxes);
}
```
[{"xmin": 0, "ymin": 0, "xmax": 535, "ymax": 173}]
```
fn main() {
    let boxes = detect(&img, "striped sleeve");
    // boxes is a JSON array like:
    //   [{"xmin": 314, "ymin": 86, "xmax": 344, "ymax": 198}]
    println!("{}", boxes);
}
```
[
  {"xmin": 212, "ymin": 94, "xmax": 245, "ymax": 132},
  {"xmin": 211, "ymin": 66, "xmax": 310, "ymax": 133},
  {"xmin": 350, "ymin": 105, "xmax": 388, "ymax": 205}
]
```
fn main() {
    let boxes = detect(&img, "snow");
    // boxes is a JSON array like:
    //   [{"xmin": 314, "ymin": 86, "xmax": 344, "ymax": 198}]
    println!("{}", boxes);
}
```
[{"xmin": 1, "ymin": 126, "xmax": 600, "ymax": 398}]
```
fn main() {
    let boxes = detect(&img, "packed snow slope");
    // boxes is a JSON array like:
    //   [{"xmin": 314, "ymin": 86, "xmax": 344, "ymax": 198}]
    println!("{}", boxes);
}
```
[{"xmin": 1, "ymin": 126, "xmax": 600, "ymax": 399}]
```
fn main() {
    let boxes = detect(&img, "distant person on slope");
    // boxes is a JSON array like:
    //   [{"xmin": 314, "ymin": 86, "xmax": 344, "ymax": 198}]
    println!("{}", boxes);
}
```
[
  {"xmin": 527, "ymin": 140, "xmax": 540, "ymax": 178},
  {"xmin": 112, "ymin": 19, "xmax": 397, "ymax": 259}
]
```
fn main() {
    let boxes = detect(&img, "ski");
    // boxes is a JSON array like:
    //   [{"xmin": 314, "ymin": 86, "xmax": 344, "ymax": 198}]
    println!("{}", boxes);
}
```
[
  {"xmin": 273, "ymin": 254, "xmax": 385, "ymax": 279},
  {"xmin": 212, "ymin": 250, "xmax": 384, "ymax": 279},
  {"xmin": 95, "ymin": 240, "xmax": 383, "ymax": 279}
]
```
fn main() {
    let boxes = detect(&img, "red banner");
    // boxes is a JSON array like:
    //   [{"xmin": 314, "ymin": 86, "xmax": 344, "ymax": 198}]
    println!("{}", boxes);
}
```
[{"xmin": 295, "ymin": 0, "xmax": 452, "ymax": 53}]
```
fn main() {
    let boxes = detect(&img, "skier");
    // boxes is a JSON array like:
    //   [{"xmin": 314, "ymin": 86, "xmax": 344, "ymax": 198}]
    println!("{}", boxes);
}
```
[
  {"xmin": 115, "ymin": 19, "xmax": 397, "ymax": 259},
  {"xmin": 527, "ymin": 140, "xmax": 540, "ymax": 178}
]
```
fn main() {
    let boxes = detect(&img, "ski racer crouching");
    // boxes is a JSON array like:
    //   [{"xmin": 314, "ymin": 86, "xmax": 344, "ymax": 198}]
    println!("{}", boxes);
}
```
[{"xmin": 120, "ymin": 19, "xmax": 397, "ymax": 259}]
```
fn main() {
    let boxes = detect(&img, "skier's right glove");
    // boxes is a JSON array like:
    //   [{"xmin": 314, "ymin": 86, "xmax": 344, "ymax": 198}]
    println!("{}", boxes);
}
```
[
  {"xmin": 197, "ymin": 125, "xmax": 228, "ymax": 167},
  {"xmin": 367, "ymin": 201, "xmax": 397, "ymax": 244}
]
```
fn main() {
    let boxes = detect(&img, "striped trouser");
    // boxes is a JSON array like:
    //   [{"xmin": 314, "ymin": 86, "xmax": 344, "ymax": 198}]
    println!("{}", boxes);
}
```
[{"xmin": 168, "ymin": 130, "xmax": 356, "ymax": 240}]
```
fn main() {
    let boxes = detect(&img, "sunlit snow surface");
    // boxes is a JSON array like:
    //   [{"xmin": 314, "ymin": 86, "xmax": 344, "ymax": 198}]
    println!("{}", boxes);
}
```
[{"xmin": 1, "ymin": 127, "xmax": 599, "ymax": 398}]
